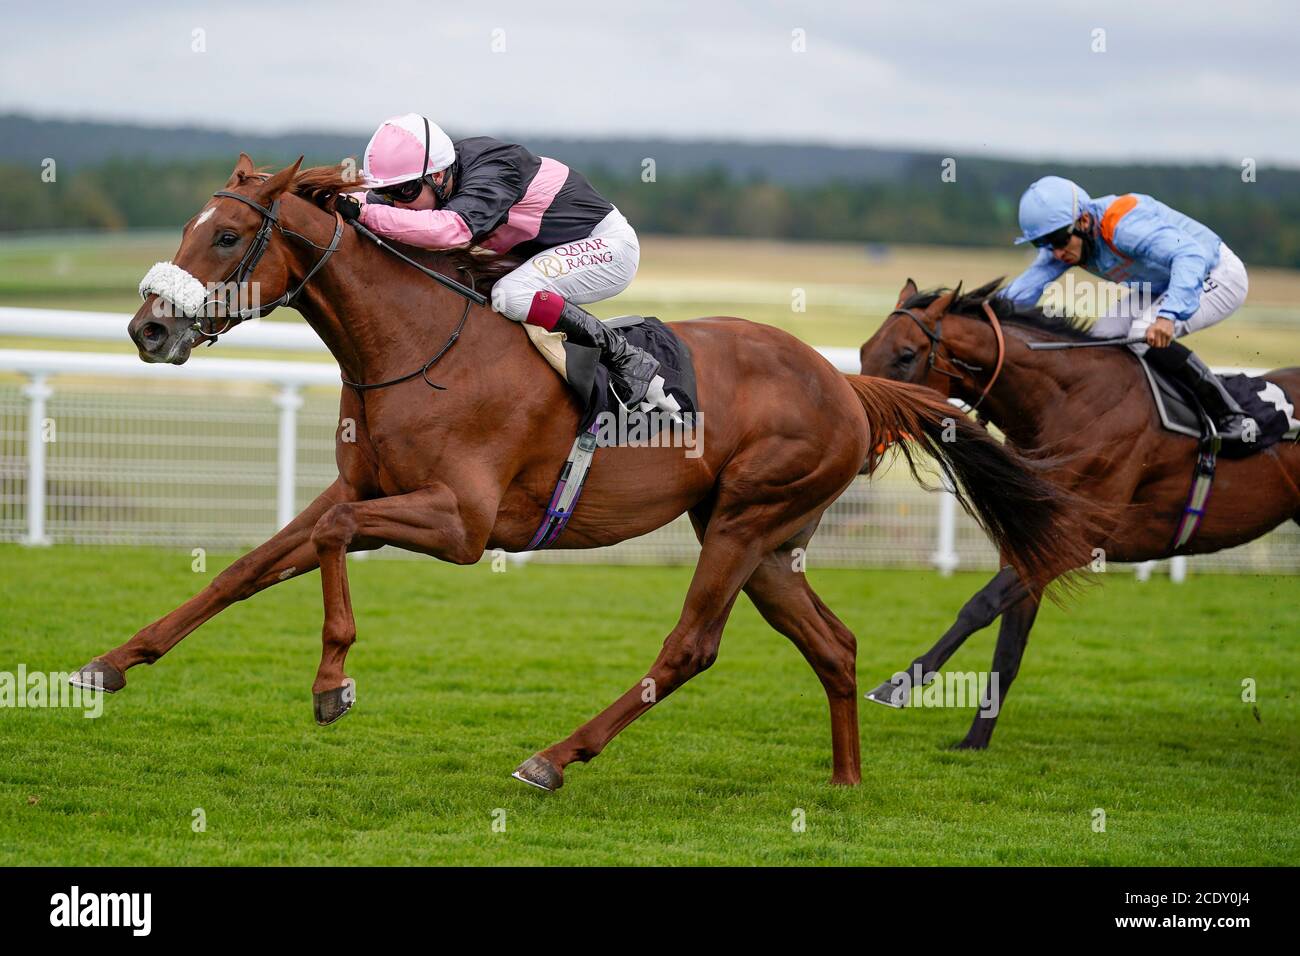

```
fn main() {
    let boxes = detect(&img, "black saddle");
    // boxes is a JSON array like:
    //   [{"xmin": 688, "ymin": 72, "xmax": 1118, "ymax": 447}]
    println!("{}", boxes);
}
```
[
  {"xmin": 1137, "ymin": 356, "xmax": 1297, "ymax": 458},
  {"xmin": 601, "ymin": 314, "xmax": 646, "ymax": 330},
  {"xmin": 555, "ymin": 314, "xmax": 699, "ymax": 436}
]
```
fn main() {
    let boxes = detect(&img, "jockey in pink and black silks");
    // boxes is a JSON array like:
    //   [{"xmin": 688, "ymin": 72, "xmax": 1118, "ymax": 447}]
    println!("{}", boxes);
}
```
[{"xmin": 334, "ymin": 112, "xmax": 673, "ymax": 413}]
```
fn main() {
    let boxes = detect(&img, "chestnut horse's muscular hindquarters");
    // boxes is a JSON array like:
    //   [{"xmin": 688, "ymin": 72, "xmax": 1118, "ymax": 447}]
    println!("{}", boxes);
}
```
[{"xmin": 73, "ymin": 157, "xmax": 1097, "ymax": 789}]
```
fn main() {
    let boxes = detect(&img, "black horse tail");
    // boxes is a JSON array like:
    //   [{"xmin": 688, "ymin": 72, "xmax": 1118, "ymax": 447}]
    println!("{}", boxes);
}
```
[{"xmin": 846, "ymin": 374, "xmax": 1096, "ymax": 599}]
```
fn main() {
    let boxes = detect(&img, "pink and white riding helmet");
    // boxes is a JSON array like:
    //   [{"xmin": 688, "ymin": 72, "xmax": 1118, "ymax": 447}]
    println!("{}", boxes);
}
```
[{"xmin": 361, "ymin": 113, "xmax": 456, "ymax": 189}]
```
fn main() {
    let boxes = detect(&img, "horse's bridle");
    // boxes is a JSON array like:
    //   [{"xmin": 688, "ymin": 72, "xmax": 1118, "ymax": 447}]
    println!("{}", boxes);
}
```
[
  {"xmin": 200, "ymin": 188, "xmax": 345, "ymax": 336},
  {"xmin": 889, "ymin": 299, "xmax": 1006, "ymax": 414},
  {"xmin": 202, "ymin": 187, "xmax": 488, "ymax": 392}
]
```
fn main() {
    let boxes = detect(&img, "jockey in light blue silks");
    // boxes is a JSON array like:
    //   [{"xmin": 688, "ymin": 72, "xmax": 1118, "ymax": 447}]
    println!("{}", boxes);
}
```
[{"xmin": 1002, "ymin": 175, "xmax": 1250, "ymax": 441}]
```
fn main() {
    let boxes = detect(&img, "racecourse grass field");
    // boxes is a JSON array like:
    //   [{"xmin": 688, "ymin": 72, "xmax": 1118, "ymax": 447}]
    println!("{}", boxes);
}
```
[
  {"xmin": 2, "ymin": 230, "xmax": 1299, "ymax": 866},
  {"xmin": 0, "ymin": 545, "xmax": 1296, "ymax": 866}
]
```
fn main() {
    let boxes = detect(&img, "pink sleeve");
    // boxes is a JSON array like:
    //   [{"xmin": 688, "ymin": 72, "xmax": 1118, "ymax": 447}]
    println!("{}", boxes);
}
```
[{"xmin": 358, "ymin": 202, "xmax": 473, "ymax": 249}]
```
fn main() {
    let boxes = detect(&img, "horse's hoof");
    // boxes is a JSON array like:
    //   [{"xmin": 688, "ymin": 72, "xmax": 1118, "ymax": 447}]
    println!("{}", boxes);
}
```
[
  {"xmin": 950, "ymin": 737, "xmax": 988, "ymax": 751},
  {"xmin": 314, "ymin": 678, "xmax": 356, "ymax": 726},
  {"xmin": 511, "ymin": 754, "xmax": 563, "ymax": 792},
  {"xmin": 69, "ymin": 659, "xmax": 125, "ymax": 694},
  {"xmin": 865, "ymin": 677, "xmax": 909, "ymax": 708},
  {"xmin": 828, "ymin": 773, "xmax": 861, "ymax": 787}
]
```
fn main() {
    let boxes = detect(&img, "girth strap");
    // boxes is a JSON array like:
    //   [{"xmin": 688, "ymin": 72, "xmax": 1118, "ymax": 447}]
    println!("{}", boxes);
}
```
[
  {"xmin": 525, "ymin": 421, "xmax": 602, "ymax": 550},
  {"xmin": 1170, "ymin": 414, "xmax": 1221, "ymax": 552},
  {"xmin": 1171, "ymin": 443, "xmax": 1217, "ymax": 551}
]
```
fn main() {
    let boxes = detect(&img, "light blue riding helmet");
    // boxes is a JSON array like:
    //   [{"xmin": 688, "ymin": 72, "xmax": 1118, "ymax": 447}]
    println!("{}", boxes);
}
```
[{"xmin": 1014, "ymin": 176, "xmax": 1090, "ymax": 245}]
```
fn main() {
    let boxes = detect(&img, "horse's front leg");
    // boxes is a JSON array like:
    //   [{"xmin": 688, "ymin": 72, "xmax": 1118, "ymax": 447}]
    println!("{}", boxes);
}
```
[
  {"xmin": 954, "ymin": 595, "xmax": 1040, "ymax": 750},
  {"xmin": 865, "ymin": 565, "xmax": 1027, "ymax": 707},
  {"xmin": 72, "ymin": 478, "xmax": 359, "ymax": 693},
  {"xmin": 306, "ymin": 483, "xmax": 492, "ymax": 724}
]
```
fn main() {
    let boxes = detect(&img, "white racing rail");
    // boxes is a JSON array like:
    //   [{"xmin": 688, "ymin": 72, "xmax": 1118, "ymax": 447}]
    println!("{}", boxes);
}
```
[
  {"xmin": 3, "ymin": 348, "xmax": 335, "ymax": 543},
  {"xmin": 0, "ymin": 307, "xmax": 325, "ymax": 352}
]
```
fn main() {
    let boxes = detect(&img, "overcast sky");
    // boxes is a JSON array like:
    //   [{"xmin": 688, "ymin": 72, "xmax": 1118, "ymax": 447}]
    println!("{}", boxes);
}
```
[{"xmin": 3, "ymin": 0, "xmax": 1297, "ymax": 165}]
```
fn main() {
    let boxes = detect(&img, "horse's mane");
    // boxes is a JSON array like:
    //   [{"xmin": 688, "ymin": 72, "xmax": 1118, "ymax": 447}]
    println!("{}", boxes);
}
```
[
  {"xmin": 900, "ymin": 278, "xmax": 1096, "ymax": 343},
  {"xmin": 229, "ymin": 161, "xmax": 523, "ymax": 289}
]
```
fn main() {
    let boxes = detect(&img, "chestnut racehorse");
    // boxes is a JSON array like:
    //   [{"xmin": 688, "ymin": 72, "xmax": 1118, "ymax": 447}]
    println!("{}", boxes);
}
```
[
  {"xmin": 73, "ymin": 158, "xmax": 1093, "ymax": 790},
  {"xmin": 859, "ymin": 279, "xmax": 1300, "ymax": 749}
]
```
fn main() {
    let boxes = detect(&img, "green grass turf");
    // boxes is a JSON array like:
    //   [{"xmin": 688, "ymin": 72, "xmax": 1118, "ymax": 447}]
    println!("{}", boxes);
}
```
[{"xmin": 0, "ymin": 545, "xmax": 1295, "ymax": 865}]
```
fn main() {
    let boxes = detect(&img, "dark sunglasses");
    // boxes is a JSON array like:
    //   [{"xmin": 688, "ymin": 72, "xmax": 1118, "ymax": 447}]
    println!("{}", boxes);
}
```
[
  {"xmin": 376, "ymin": 176, "xmax": 428, "ymax": 204},
  {"xmin": 1032, "ymin": 225, "xmax": 1074, "ymax": 250}
]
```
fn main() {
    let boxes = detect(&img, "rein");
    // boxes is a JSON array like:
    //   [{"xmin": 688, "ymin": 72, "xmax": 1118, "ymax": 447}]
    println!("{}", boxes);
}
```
[
  {"xmin": 338, "ymin": 219, "xmax": 487, "ymax": 392},
  {"xmin": 890, "ymin": 299, "xmax": 1006, "ymax": 413},
  {"xmin": 339, "ymin": 297, "xmax": 472, "ymax": 392},
  {"xmin": 347, "ymin": 217, "xmax": 487, "ymax": 307},
  {"xmin": 208, "ymin": 188, "xmax": 488, "ymax": 393}
]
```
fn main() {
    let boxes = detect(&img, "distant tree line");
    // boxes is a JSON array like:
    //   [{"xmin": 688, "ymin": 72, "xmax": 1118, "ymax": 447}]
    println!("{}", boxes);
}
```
[{"xmin": 2, "ymin": 155, "xmax": 1298, "ymax": 268}]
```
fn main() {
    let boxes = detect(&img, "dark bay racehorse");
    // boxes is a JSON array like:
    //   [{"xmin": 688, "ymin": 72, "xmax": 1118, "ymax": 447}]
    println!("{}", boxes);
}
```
[
  {"xmin": 73, "ymin": 158, "xmax": 1095, "ymax": 789},
  {"xmin": 860, "ymin": 279, "xmax": 1300, "ymax": 749}
]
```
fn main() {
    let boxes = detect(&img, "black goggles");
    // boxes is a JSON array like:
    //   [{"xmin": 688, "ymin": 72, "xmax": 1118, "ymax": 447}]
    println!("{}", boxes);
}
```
[
  {"xmin": 1032, "ymin": 225, "xmax": 1075, "ymax": 250},
  {"xmin": 375, "ymin": 176, "xmax": 428, "ymax": 204}
]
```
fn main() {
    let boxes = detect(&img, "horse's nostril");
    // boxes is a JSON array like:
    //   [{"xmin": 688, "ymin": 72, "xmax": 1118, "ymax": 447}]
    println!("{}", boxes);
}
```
[{"xmin": 140, "ymin": 322, "xmax": 168, "ymax": 349}]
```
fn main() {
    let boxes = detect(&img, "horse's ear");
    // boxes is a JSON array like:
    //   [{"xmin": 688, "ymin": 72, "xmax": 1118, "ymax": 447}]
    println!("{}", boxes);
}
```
[
  {"xmin": 925, "ymin": 288, "xmax": 958, "ymax": 318},
  {"xmin": 224, "ymin": 152, "xmax": 257, "ymax": 188},
  {"xmin": 255, "ymin": 156, "xmax": 304, "ymax": 201},
  {"xmin": 895, "ymin": 278, "xmax": 918, "ymax": 308}
]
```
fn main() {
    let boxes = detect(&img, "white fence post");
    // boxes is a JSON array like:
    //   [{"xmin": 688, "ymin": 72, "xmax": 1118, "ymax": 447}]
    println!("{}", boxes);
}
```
[
  {"xmin": 1169, "ymin": 555, "xmax": 1188, "ymax": 583},
  {"xmin": 21, "ymin": 372, "xmax": 52, "ymax": 546},
  {"xmin": 932, "ymin": 482, "xmax": 959, "ymax": 576},
  {"xmin": 273, "ymin": 384, "xmax": 302, "ymax": 530}
]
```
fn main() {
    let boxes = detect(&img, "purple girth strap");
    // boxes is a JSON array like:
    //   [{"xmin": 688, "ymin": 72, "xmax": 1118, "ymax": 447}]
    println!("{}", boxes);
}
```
[
  {"xmin": 525, "ymin": 420, "xmax": 601, "ymax": 551},
  {"xmin": 1170, "ymin": 442, "xmax": 1217, "ymax": 552}
]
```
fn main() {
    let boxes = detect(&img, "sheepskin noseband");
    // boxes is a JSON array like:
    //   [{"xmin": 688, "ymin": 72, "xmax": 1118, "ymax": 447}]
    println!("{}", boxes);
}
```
[{"xmin": 139, "ymin": 262, "xmax": 209, "ymax": 318}]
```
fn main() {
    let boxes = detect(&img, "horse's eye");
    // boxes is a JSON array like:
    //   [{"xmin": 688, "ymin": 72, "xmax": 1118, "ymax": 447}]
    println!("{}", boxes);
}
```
[
  {"xmin": 217, "ymin": 232, "xmax": 239, "ymax": 247},
  {"xmin": 896, "ymin": 348, "xmax": 916, "ymax": 365}
]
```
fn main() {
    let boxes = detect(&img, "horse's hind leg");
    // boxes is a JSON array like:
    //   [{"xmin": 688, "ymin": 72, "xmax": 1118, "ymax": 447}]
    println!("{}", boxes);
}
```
[
  {"xmin": 512, "ymin": 513, "xmax": 774, "ymax": 792},
  {"xmin": 691, "ymin": 510, "xmax": 858, "ymax": 784},
  {"xmin": 743, "ymin": 547, "xmax": 861, "ymax": 785}
]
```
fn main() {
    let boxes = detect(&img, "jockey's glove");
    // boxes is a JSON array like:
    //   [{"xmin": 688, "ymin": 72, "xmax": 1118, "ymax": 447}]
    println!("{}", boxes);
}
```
[{"xmin": 335, "ymin": 194, "xmax": 362, "ymax": 221}]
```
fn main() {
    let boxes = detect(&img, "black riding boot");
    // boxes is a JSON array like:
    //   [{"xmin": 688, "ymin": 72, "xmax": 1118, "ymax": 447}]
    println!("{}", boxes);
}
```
[
  {"xmin": 553, "ymin": 300, "xmax": 660, "ymax": 407},
  {"xmin": 1146, "ymin": 342, "xmax": 1250, "ymax": 441}
]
